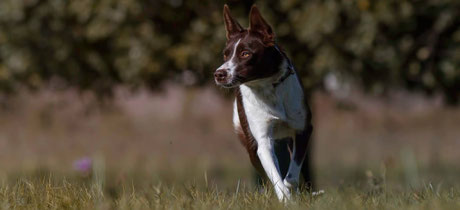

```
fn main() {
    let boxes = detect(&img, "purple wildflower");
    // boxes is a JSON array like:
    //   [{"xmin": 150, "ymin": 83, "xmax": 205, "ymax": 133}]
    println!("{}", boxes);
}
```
[{"xmin": 73, "ymin": 157, "xmax": 92, "ymax": 175}]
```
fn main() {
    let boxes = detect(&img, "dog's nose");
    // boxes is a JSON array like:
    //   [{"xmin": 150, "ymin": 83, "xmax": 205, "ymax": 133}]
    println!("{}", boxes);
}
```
[{"xmin": 214, "ymin": 69, "xmax": 228, "ymax": 81}]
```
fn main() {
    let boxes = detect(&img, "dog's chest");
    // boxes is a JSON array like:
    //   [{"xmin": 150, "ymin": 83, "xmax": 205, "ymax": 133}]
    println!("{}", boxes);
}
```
[
  {"xmin": 234, "ymin": 75, "xmax": 306, "ymax": 140},
  {"xmin": 241, "ymin": 85, "xmax": 286, "ymax": 122}
]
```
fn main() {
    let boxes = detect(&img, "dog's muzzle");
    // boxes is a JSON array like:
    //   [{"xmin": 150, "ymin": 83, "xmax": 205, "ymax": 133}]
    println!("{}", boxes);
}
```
[
  {"xmin": 214, "ymin": 68, "xmax": 242, "ymax": 88},
  {"xmin": 214, "ymin": 68, "xmax": 234, "ymax": 87},
  {"xmin": 214, "ymin": 69, "xmax": 228, "ymax": 83}
]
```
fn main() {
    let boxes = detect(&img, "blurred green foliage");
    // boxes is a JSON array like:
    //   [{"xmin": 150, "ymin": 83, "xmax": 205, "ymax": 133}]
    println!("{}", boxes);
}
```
[{"xmin": 0, "ymin": 0, "xmax": 458, "ymax": 103}]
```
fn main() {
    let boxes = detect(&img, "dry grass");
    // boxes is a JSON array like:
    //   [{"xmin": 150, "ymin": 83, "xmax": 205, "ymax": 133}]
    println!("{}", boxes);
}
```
[
  {"xmin": 1, "ymin": 172, "xmax": 459, "ymax": 209},
  {"xmin": 0, "ymin": 85, "xmax": 459, "ymax": 209}
]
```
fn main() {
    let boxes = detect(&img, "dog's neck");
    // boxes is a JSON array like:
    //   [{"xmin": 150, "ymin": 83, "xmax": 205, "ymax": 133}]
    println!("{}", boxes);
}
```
[
  {"xmin": 238, "ymin": 58, "xmax": 293, "ymax": 108},
  {"xmin": 272, "ymin": 45, "xmax": 295, "ymax": 87},
  {"xmin": 241, "ymin": 54, "xmax": 293, "ymax": 91}
]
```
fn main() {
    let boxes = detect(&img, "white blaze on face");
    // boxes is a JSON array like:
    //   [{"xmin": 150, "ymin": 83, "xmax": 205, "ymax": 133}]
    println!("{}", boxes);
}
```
[{"xmin": 217, "ymin": 39, "xmax": 241, "ymax": 78}]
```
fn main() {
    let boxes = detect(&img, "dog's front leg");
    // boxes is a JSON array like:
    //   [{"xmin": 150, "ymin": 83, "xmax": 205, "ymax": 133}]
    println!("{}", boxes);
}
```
[
  {"xmin": 256, "ymin": 133, "xmax": 291, "ymax": 201},
  {"xmin": 284, "ymin": 125, "xmax": 313, "ymax": 191}
]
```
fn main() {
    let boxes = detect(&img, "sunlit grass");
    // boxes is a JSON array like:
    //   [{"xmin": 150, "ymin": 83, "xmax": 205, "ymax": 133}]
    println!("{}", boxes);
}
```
[{"xmin": 1, "ymin": 173, "xmax": 459, "ymax": 210}]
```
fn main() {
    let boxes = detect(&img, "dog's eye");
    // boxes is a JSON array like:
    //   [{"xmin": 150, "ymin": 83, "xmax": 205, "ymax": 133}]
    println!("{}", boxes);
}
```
[{"xmin": 240, "ymin": 51, "xmax": 251, "ymax": 58}]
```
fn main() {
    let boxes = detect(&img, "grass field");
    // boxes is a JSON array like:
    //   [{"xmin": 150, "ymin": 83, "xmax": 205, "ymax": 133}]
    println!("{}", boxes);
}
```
[
  {"xmin": 0, "ymin": 85, "xmax": 459, "ymax": 209},
  {"xmin": 1, "ymin": 168, "xmax": 460, "ymax": 209}
]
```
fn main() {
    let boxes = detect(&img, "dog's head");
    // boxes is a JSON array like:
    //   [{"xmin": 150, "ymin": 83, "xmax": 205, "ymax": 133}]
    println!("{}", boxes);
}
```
[{"xmin": 214, "ymin": 5, "xmax": 284, "ymax": 88}]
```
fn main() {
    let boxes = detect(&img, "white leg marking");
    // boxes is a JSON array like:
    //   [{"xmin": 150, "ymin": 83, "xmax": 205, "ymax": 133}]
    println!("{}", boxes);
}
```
[{"xmin": 257, "ymin": 141, "xmax": 291, "ymax": 201}]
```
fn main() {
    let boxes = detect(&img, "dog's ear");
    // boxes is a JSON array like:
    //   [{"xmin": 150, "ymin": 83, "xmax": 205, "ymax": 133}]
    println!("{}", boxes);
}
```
[
  {"xmin": 223, "ymin": 4, "xmax": 244, "ymax": 40},
  {"xmin": 249, "ymin": 5, "xmax": 275, "ymax": 45}
]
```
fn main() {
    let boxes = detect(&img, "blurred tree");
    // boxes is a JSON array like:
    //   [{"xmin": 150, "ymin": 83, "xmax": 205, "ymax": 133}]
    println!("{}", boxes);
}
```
[{"xmin": 0, "ymin": 0, "xmax": 458, "ymax": 103}]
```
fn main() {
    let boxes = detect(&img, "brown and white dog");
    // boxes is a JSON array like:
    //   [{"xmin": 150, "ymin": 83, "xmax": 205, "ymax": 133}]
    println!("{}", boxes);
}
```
[{"xmin": 214, "ymin": 5, "xmax": 313, "ymax": 201}]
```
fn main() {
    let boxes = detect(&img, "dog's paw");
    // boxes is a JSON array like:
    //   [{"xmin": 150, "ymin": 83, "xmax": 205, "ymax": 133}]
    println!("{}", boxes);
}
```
[
  {"xmin": 274, "ymin": 184, "xmax": 291, "ymax": 201},
  {"xmin": 311, "ymin": 190, "xmax": 325, "ymax": 197},
  {"xmin": 283, "ymin": 176, "xmax": 299, "ymax": 190}
]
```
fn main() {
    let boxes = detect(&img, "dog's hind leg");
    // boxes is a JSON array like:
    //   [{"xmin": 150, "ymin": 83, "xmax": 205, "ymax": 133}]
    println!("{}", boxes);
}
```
[{"xmin": 300, "ymin": 139, "xmax": 314, "ymax": 192}]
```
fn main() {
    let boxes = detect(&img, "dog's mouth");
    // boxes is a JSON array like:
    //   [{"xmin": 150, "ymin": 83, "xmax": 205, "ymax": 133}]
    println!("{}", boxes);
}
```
[
  {"xmin": 215, "ymin": 74, "xmax": 246, "ymax": 88},
  {"xmin": 221, "ymin": 83, "xmax": 238, "ymax": 88},
  {"xmin": 216, "ymin": 80, "xmax": 240, "ymax": 88}
]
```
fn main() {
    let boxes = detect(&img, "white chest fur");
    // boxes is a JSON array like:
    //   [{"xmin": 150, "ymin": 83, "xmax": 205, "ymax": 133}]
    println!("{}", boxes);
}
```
[{"xmin": 233, "ymin": 70, "xmax": 306, "ymax": 141}]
